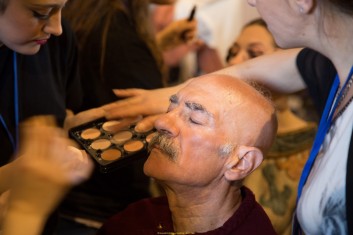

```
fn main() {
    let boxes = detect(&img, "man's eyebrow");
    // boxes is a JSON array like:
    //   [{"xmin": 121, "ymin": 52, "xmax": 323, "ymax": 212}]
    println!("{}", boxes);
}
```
[
  {"xmin": 185, "ymin": 101, "xmax": 213, "ymax": 117},
  {"xmin": 169, "ymin": 94, "xmax": 213, "ymax": 118}
]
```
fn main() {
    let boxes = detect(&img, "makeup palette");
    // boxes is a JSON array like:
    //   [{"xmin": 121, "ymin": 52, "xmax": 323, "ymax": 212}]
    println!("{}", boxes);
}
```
[{"xmin": 69, "ymin": 118, "xmax": 156, "ymax": 173}]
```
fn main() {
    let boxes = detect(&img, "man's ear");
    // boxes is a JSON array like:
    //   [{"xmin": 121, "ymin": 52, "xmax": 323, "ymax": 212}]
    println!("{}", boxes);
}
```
[{"xmin": 224, "ymin": 146, "xmax": 263, "ymax": 181}]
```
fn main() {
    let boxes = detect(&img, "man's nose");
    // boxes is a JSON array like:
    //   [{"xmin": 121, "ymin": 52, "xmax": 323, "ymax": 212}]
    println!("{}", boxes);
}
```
[{"xmin": 154, "ymin": 111, "xmax": 179, "ymax": 138}]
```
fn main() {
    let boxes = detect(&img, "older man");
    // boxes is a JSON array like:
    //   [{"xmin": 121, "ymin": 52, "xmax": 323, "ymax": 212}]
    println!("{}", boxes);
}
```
[{"xmin": 98, "ymin": 74, "xmax": 278, "ymax": 235}]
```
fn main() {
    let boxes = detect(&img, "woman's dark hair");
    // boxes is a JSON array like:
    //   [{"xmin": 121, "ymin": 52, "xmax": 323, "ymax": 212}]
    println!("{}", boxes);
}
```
[
  {"xmin": 0, "ymin": 0, "xmax": 9, "ymax": 13},
  {"xmin": 328, "ymin": 0, "xmax": 353, "ymax": 14},
  {"xmin": 63, "ymin": 0, "xmax": 163, "ymax": 80}
]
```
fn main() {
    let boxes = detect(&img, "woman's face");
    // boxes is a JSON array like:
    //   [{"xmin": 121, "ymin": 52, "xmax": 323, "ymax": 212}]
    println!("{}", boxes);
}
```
[
  {"xmin": 227, "ymin": 24, "xmax": 277, "ymax": 65},
  {"xmin": 0, "ymin": 0, "xmax": 67, "ymax": 55}
]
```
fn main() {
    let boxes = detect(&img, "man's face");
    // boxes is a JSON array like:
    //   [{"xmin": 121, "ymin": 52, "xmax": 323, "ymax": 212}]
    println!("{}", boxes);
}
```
[
  {"xmin": 0, "ymin": 0, "xmax": 67, "ymax": 55},
  {"xmin": 145, "ymin": 80, "xmax": 237, "ymax": 187}
]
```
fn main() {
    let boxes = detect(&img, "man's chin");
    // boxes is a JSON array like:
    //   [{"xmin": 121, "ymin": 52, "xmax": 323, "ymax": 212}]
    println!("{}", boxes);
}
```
[{"xmin": 143, "ymin": 153, "xmax": 155, "ymax": 177}]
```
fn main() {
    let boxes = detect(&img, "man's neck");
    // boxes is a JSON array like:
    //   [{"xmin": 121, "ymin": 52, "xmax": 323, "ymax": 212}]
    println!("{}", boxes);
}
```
[{"xmin": 165, "ymin": 186, "xmax": 242, "ymax": 233}]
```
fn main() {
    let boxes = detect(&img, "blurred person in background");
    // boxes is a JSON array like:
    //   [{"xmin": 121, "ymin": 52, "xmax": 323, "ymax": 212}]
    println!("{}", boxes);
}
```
[{"xmin": 151, "ymin": 0, "xmax": 260, "ymax": 85}]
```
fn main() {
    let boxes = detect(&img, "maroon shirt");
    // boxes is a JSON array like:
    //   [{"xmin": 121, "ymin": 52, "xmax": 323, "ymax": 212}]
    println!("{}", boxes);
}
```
[{"xmin": 97, "ymin": 186, "xmax": 277, "ymax": 235}]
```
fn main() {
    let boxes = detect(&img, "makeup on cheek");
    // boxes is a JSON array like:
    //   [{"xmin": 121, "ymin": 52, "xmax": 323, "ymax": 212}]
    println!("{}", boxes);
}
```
[{"xmin": 69, "ymin": 118, "xmax": 156, "ymax": 173}]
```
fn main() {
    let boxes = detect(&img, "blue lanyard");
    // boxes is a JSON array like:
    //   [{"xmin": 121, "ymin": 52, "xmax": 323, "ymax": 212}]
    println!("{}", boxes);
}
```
[
  {"xmin": 297, "ymin": 66, "xmax": 353, "ymax": 202},
  {"xmin": 0, "ymin": 51, "xmax": 19, "ymax": 153},
  {"xmin": 294, "ymin": 66, "xmax": 353, "ymax": 234}
]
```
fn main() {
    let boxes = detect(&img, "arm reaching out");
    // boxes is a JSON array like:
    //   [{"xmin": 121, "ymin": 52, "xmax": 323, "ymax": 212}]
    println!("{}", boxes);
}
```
[
  {"xmin": 102, "ymin": 48, "xmax": 305, "ymax": 132},
  {"xmin": 102, "ymin": 83, "xmax": 189, "ymax": 131},
  {"xmin": 213, "ymin": 48, "xmax": 306, "ymax": 93}
]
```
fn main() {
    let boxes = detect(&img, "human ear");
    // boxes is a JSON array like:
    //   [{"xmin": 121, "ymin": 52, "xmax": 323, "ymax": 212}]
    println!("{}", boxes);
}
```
[
  {"xmin": 224, "ymin": 146, "xmax": 263, "ymax": 181},
  {"xmin": 296, "ymin": 0, "xmax": 315, "ymax": 14}
]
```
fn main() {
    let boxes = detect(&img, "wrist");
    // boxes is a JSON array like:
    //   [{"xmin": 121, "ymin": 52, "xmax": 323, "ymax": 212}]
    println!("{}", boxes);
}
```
[
  {"xmin": 2, "ymin": 207, "xmax": 47, "ymax": 235},
  {"xmin": 156, "ymin": 32, "xmax": 168, "ymax": 51}
]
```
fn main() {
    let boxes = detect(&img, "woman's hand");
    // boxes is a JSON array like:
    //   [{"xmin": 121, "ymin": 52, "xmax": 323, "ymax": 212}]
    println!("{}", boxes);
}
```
[
  {"xmin": 64, "ymin": 108, "xmax": 105, "ymax": 131},
  {"xmin": 157, "ymin": 19, "xmax": 198, "ymax": 51},
  {"xmin": 102, "ymin": 83, "xmax": 189, "ymax": 132}
]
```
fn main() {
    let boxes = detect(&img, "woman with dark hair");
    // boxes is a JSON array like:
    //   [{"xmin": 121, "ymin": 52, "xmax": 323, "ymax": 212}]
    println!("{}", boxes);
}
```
[
  {"xmin": 63, "ymin": 0, "xmax": 196, "ymax": 109},
  {"xmin": 57, "ymin": 1, "xmax": 197, "ymax": 234},
  {"xmin": 0, "ymin": 0, "xmax": 93, "ymax": 234}
]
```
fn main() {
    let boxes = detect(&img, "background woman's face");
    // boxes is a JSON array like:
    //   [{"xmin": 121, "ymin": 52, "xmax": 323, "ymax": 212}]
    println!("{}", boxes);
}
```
[
  {"xmin": 0, "ymin": 0, "xmax": 66, "ymax": 54},
  {"xmin": 227, "ymin": 24, "xmax": 277, "ymax": 65}
]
